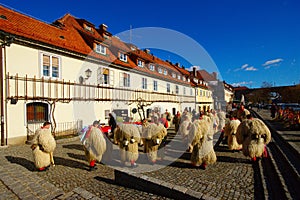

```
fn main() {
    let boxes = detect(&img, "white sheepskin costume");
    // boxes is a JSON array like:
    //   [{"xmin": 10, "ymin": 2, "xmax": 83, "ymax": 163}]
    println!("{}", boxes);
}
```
[
  {"xmin": 224, "ymin": 119, "xmax": 242, "ymax": 150},
  {"xmin": 188, "ymin": 119, "xmax": 217, "ymax": 168},
  {"xmin": 236, "ymin": 118, "xmax": 271, "ymax": 160},
  {"xmin": 31, "ymin": 128, "xmax": 56, "ymax": 169},
  {"xmin": 177, "ymin": 114, "xmax": 192, "ymax": 149},
  {"xmin": 83, "ymin": 127, "xmax": 107, "ymax": 163},
  {"xmin": 142, "ymin": 123, "xmax": 167, "ymax": 163},
  {"xmin": 114, "ymin": 124, "xmax": 141, "ymax": 164},
  {"xmin": 217, "ymin": 111, "xmax": 226, "ymax": 131}
]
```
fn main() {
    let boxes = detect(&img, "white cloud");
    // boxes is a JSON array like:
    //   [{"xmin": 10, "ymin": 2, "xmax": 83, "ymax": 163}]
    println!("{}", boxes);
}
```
[
  {"xmin": 231, "ymin": 81, "xmax": 253, "ymax": 87},
  {"xmin": 241, "ymin": 64, "xmax": 248, "ymax": 69},
  {"xmin": 187, "ymin": 65, "xmax": 201, "ymax": 71},
  {"xmin": 234, "ymin": 64, "xmax": 257, "ymax": 72},
  {"xmin": 234, "ymin": 64, "xmax": 248, "ymax": 72},
  {"xmin": 262, "ymin": 58, "xmax": 283, "ymax": 69},
  {"xmin": 245, "ymin": 66, "xmax": 258, "ymax": 71}
]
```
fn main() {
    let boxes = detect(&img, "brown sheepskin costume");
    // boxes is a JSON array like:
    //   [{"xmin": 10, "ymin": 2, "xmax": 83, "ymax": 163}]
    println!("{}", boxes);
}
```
[
  {"xmin": 142, "ymin": 123, "xmax": 167, "ymax": 163},
  {"xmin": 31, "ymin": 128, "xmax": 56, "ymax": 169},
  {"xmin": 188, "ymin": 119, "xmax": 217, "ymax": 168},
  {"xmin": 236, "ymin": 118, "xmax": 271, "ymax": 160},
  {"xmin": 114, "ymin": 124, "xmax": 141, "ymax": 165},
  {"xmin": 224, "ymin": 119, "xmax": 242, "ymax": 150},
  {"xmin": 83, "ymin": 127, "xmax": 107, "ymax": 163}
]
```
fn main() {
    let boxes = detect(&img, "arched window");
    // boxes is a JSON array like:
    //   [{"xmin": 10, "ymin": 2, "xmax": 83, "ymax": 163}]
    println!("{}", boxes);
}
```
[{"xmin": 26, "ymin": 102, "xmax": 49, "ymax": 123}]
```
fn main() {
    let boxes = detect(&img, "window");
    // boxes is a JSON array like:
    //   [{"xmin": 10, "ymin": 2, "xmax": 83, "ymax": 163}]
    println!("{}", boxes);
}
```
[
  {"xmin": 153, "ymin": 80, "xmax": 158, "ymax": 91},
  {"xmin": 167, "ymin": 83, "xmax": 170, "ymax": 93},
  {"xmin": 149, "ymin": 64, "xmax": 155, "ymax": 71},
  {"xmin": 178, "ymin": 75, "xmax": 181, "ymax": 80},
  {"xmin": 137, "ymin": 60, "xmax": 144, "ymax": 67},
  {"xmin": 200, "ymin": 90, "xmax": 202, "ymax": 97},
  {"xmin": 196, "ymin": 89, "xmax": 198, "ymax": 95},
  {"xmin": 119, "ymin": 53, "xmax": 127, "ymax": 62},
  {"xmin": 97, "ymin": 67, "xmax": 114, "ymax": 85},
  {"xmin": 120, "ymin": 72, "xmax": 130, "ymax": 87},
  {"xmin": 183, "ymin": 87, "xmax": 186, "ymax": 95},
  {"xmin": 95, "ymin": 44, "xmax": 106, "ymax": 55},
  {"xmin": 175, "ymin": 85, "xmax": 179, "ymax": 94},
  {"xmin": 183, "ymin": 76, "xmax": 186, "ymax": 81},
  {"xmin": 190, "ymin": 88, "xmax": 193, "ymax": 96},
  {"xmin": 142, "ymin": 77, "xmax": 147, "ymax": 89},
  {"xmin": 42, "ymin": 54, "xmax": 60, "ymax": 78},
  {"xmin": 164, "ymin": 69, "xmax": 168, "ymax": 75},
  {"xmin": 172, "ymin": 73, "xmax": 176, "ymax": 78},
  {"xmin": 26, "ymin": 102, "xmax": 49, "ymax": 123},
  {"xmin": 158, "ymin": 68, "xmax": 163, "ymax": 74}
]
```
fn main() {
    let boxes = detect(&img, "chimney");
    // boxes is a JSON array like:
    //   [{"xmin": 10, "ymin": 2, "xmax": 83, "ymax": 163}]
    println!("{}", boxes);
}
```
[
  {"xmin": 175, "ymin": 63, "xmax": 180, "ymax": 67},
  {"xmin": 144, "ymin": 49, "xmax": 150, "ymax": 54},
  {"xmin": 99, "ymin": 24, "xmax": 108, "ymax": 32},
  {"xmin": 193, "ymin": 67, "xmax": 197, "ymax": 77},
  {"xmin": 212, "ymin": 72, "xmax": 217, "ymax": 79}
]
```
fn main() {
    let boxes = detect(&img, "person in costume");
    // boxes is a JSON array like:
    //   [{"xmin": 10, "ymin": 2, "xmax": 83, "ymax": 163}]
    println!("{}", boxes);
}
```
[
  {"xmin": 224, "ymin": 115, "xmax": 242, "ymax": 151},
  {"xmin": 81, "ymin": 120, "xmax": 107, "ymax": 171},
  {"xmin": 188, "ymin": 115, "xmax": 217, "ymax": 169},
  {"xmin": 31, "ymin": 121, "xmax": 56, "ymax": 171},
  {"xmin": 114, "ymin": 123, "xmax": 141, "ymax": 167},
  {"xmin": 142, "ymin": 122, "xmax": 168, "ymax": 164},
  {"xmin": 236, "ymin": 118, "xmax": 271, "ymax": 162}
]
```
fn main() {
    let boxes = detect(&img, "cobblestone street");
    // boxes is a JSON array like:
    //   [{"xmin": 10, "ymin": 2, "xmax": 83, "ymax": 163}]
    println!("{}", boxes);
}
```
[{"xmin": 0, "ymin": 124, "xmax": 260, "ymax": 200}]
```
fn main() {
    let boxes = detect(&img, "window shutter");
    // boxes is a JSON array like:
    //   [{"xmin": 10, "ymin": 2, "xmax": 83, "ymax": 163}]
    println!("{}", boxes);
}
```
[{"xmin": 110, "ymin": 70, "xmax": 114, "ymax": 85}]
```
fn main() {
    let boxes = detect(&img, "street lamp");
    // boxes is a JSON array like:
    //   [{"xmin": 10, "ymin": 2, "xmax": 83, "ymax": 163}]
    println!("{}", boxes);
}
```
[{"xmin": 79, "ymin": 68, "xmax": 92, "ymax": 84}]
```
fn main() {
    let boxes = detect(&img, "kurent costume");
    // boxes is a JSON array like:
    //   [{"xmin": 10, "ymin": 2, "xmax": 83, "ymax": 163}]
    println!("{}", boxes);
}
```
[
  {"xmin": 217, "ymin": 110, "xmax": 226, "ymax": 131},
  {"xmin": 188, "ymin": 116, "xmax": 217, "ymax": 169},
  {"xmin": 142, "ymin": 123, "xmax": 168, "ymax": 164},
  {"xmin": 177, "ymin": 114, "xmax": 192, "ymax": 150},
  {"xmin": 81, "ymin": 124, "xmax": 106, "ymax": 171},
  {"xmin": 114, "ymin": 124, "xmax": 141, "ymax": 167},
  {"xmin": 31, "ymin": 128, "xmax": 56, "ymax": 171},
  {"xmin": 224, "ymin": 118, "xmax": 242, "ymax": 151},
  {"xmin": 236, "ymin": 118, "xmax": 271, "ymax": 161}
]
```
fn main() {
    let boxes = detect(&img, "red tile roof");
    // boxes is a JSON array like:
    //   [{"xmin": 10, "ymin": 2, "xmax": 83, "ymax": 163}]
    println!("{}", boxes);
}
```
[{"xmin": 0, "ymin": 5, "xmax": 193, "ymax": 86}]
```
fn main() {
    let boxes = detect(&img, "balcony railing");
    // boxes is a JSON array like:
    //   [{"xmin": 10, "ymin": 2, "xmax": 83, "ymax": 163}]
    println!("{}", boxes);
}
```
[
  {"xmin": 6, "ymin": 73, "xmax": 195, "ymax": 104},
  {"xmin": 26, "ymin": 120, "xmax": 83, "ymax": 140}
]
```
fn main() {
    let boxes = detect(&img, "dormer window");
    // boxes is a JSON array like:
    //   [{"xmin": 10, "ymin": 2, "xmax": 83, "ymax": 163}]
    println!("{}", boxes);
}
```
[
  {"xmin": 95, "ymin": 44, "xmax": 106, "ymax": 55},
  {"xmin": 193, "ymin": 78, "xmax": 198, "ymax": 82},
  {"xmin": 172, "ymin": 73, "xmax": 176, "ymax": 78},
  {"xmin": 187, "ymin": 78, "xmax": 190, "ymax": 82},
  {"xmin": 149, "ymin": 64, "xmax": 155, "ymax": 71},
  {"xmin": 164, "ymin": 69, "xmax": 168, "ymax": 75},
  {"xmin": 183, "ymin": 77, "xmax": 186, "ymax": 81},
  {"xmin": 158, "ymin": 67, "xmax": 163, "ymax": 74},
  {"xmin": 119, "ymin": 52, "xmax": 127, "ymax": 62},
  {"xmin": 137, "ymin": 60, "xmax": 144, "ymax": 67},
  {"xmin": 178, "ymin": 75, "xmax": 181, "ymax": 80},
  {"xmin": 84, "ymin": 24, "xmax": 93, "ymax": 32}
]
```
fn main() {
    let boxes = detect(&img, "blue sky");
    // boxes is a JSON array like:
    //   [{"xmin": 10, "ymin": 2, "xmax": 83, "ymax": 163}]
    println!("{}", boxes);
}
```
[{"xmin": 1, "ymin": 0, "xmax": 299, "ymax": 88}]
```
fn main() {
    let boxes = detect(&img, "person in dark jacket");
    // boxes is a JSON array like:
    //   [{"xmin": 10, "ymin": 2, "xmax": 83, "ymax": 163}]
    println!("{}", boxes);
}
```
[{"xmin": 108, "ymin": 113, "xmax": 117, "ymax": 138}]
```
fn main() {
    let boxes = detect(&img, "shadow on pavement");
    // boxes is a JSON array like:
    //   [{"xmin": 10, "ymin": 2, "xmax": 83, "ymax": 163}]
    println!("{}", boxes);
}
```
[
  {"xmin": 94, "ymin": 176, "xmax": 115, "ymax": 185},
  {"xmin": 5, "ymin": 156, "xmax": 36, "ymax": 171},
  {"xmin": 216, "ymin": 155, "xmax": 250, "ymax": 164},
  {"xmin": 62, "ymin": 144, "xmax": 83, "ymax": 151},
  {"xmin": 54, "ymin": 156, "xmax": 88, "ymax": 170},
  {"xmin": 67, "ymin": 152, "xmax": 86, "ymax": 161}
]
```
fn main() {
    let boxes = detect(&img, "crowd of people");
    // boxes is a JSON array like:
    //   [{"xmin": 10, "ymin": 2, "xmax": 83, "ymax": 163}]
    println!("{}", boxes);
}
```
[
  {"xmin": 270, "ymin": 103, "xmax": 300, "ymax": 130},
  {"xmin": 29, "ymin": 104, "xmax": 272, "ymax": 172}
]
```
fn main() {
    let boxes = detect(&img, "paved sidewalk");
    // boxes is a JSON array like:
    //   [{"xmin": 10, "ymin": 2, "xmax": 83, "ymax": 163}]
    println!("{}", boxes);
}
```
[
  {"xmin": 255, "ymin": 109, "xmax": 300, "ymax": 154},
  {"xmin": 0, "ymin": 126, "xmax": 261, "ymax": 200}
]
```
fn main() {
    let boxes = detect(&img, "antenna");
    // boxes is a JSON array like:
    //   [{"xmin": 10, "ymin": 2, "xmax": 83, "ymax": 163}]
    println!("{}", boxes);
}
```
[{"xmin": 129, "ymin": 25, "xmax": 132, "ymax": 44}]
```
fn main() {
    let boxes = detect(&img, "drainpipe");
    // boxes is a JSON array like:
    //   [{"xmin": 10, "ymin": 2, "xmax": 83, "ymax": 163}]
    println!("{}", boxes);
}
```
[
  {"xmin": 1, "ymin": 33, "xmax": 14, "ymax": 146},
  {"xmin": 0, "ymin": 45, "xmax": 4, "ymax": 146}
]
